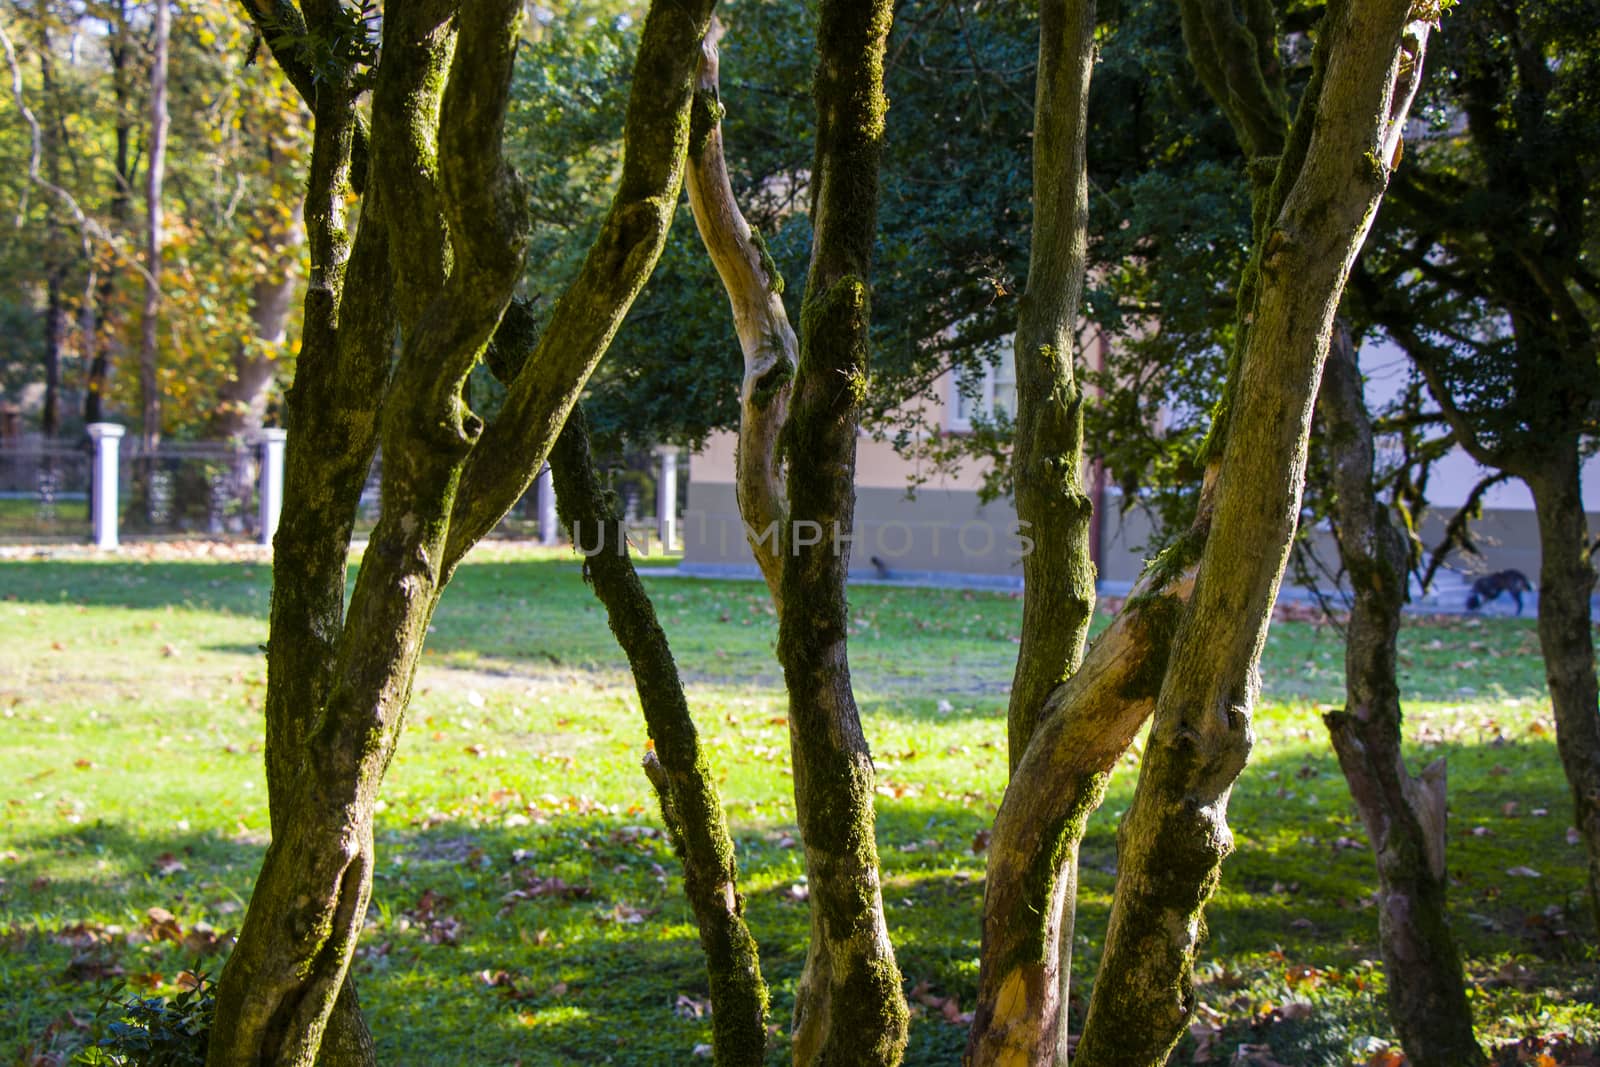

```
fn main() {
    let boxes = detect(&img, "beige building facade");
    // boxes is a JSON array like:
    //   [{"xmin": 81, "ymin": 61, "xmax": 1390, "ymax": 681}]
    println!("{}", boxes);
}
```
[{"xmin": 681, "ymin": 341, "xmax": 1600, "ymax": 608}]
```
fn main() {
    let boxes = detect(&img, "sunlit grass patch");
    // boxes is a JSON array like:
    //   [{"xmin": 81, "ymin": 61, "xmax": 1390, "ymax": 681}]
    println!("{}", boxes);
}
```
[{"xmin": 1, "ymin": 550, "xmax": 1594, "ymax": 1064}]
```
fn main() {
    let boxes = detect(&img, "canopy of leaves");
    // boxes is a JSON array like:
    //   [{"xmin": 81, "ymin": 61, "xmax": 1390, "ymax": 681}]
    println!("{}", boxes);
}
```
[
  {"xmin": 1, "ymin": 0, "xmax": 310, "ymax": 440},
  {"xmin": 505, "ymin": 0, "xmax": 1040, "ymax": 452},
  {"xmin": 1347, "ymin": 0, "xmax": 1600, "ymax": 464}
]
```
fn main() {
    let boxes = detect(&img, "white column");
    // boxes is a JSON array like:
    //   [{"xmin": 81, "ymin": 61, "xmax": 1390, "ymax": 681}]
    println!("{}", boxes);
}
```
[
  {"xmin": 536, "ymin": 463, "xmax": 557, "ymax": 546},
  {"xmin": 656, "ymin": 445, "xmax": 679, "ymax": 552},
  {"xmin": 258, "ymin": 428, "xmax": 289, "ymax": 546},
  {"xmin": 86, "ymin": 423, "xmax": 125, "ymax": 551}
]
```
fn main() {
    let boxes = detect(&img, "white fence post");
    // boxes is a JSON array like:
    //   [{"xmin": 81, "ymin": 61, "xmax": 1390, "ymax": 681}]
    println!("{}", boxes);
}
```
[
  {"xmin": 86, "ymin": 423, "xmax": 125, "ymax": 550},
  {"xmin": 656, "ymin": 445, "xmax": 679, "ymax": 552},
  {"xmin": 258, "ymin": 428, "xmax": 288, "ymax": 546},
  {"xmin": 536, "ymin": 463, "xmax": 557, "ymax": 546}
]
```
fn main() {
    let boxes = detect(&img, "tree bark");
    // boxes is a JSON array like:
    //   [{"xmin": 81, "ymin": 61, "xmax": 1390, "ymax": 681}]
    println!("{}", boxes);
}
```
[
  {"xmin": 43, "ymin": 266, "xmax": 66, "ymax": 438},
  {"xmin": 211, "ymin": 0, "xmax": 718, "ymax": 1062},
  {"xmin": 1317, "ymin": 321, "xmax": 1485, "ymax": 1066},
  {"xmin": 211, "ymin": 207, "xmax": 303, "ymax": 442},
  {"xmin": 547, "ymin": 404, "xmax": 768, "ymax": 1067},
  {"xmin": 1073, "ymin": 9, "xmax": 1431, "ymax": 1064},
  {"xmin": 1527, "ymin": 451, "xmax": 1600, "ymax": 931},
  {"xmin": 779, "ymin": 3, "xmax": 908, "ymax": 1063},
  {"xmin": 967, "ymin": 569, "xmax": 1191, "ymax": 1066},
  {"xmin": 683, "ymin": 19, "xmax": 794, "ymax": 602},
  {"xmin": 210, "ymin": 0, "xmax": 528, "ymax": 1059},
  {"xmin": 37, "ymin": 35, "xmax": 65, "ymax": 439},
  {"xmin": 139, "ymin": 0, "xmax": 169, "ymax": 450},
  {"xmin": 964, "ymin": 0, "xmax": 1098, "ymax": 1059}
]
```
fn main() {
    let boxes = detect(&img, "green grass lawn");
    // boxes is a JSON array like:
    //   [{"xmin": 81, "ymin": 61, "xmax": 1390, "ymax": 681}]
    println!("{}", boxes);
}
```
[{"xmin": 0, "ymin": 547, "xmax": 1594, "ymax": 1065}]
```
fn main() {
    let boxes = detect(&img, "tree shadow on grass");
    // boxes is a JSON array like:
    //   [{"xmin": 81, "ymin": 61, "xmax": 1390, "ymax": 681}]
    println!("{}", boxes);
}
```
[
  {"xmin": 3, "ymin": 556, "xmax": 1557, "ymax": 707},
  {"xmin": 4, "ymin": 725, "xmax": 1594, "ymax": 1066},
  {"xmin": 0, "ymin": 556, "xmax": 1037, "ymax": 702}
]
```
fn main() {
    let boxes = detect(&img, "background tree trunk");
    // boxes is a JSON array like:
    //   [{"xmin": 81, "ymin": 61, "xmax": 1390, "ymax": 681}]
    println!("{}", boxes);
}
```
[
  {"xmin": 43, "ymin": 268, "xmax": 65, "ymax": 438},
  {"xmin": 1528, "ymin": 452, "xmax": 1600, "ymax": 930},
  {"xmin": 138, "ymin": 0, "xmax": 168, "ymax": 450},
  {"xmin": 1317, "ymin": 321, "xmax": 1485, "ymax": 1066},
  {"xmin": 85, "ymin": 0, "xmax": 132, "ymax": 427},
  {"xmin": 211, "ymin": 207, "xmax": 304, "ymax": 442},
  {"xmin": 37, "ymin": 34, "xmax": 65, "ymax": 438}
]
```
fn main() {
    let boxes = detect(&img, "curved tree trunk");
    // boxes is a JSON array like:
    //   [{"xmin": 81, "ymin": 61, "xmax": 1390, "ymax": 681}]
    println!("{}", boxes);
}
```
[
  {"xmin": 967, "ymin": 569, "xmax": 1190, "ymax": 1067},
  {"xmin": 683, "ymin": 19, "xmax": 794, "ymax": 603},
  {"xmin": 211, "ymin": 3, "xmax": 530, "ymax": 1061},
  {"xmin": 209, "ymin": 1, "xmax": 718, "ymax": 1062},
  {"xmin": 1318, "ymin": 321, "xmax": 1485, "ymax": 1066},
  {"xmin": 546, "ymin": 404, "xmax": 768, "ymax": 1066},
  {"xmin": 1072, "ymin": 11, "xmax": 1432, "ymax": 1064},
  {"xmin": 1527, "ymin": 450, "xmax": 1600, "ymax": 931}
]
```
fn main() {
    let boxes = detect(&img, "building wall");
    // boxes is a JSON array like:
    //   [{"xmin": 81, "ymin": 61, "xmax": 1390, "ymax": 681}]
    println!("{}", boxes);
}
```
[
  {"xmin": 683, "ymin": 428, "xmax": 1600, "ymax": 597},
  {"xmin": 683, "ymin": 341, "xmax": 1600, "ymax": 595},
  {"xmin": 684, "ymin": 429, "xmax": 1158, "ymax": 586}
]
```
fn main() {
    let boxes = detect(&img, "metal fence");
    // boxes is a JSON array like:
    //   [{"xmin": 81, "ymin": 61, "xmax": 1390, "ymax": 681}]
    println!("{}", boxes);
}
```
[
  {"xmin": 0, "ymin": 442, "xmax": 93, "ymax": 542},
  {"xmin": 117, "ymin": 440, "xmax": 262, "ymax": 541},
  {"xmin": 2, "ymin": 428, "xmax": 677, "ymax": 550},
  {"xmin": 351, "ymin": 451, "xmax": 547, "ymax": 542}
]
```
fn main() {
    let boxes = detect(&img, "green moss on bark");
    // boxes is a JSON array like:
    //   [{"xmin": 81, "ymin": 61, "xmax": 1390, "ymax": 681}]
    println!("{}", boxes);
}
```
[{"xmin": 548, "ymin": 404, "xmax": 769, "ymax": 1066}]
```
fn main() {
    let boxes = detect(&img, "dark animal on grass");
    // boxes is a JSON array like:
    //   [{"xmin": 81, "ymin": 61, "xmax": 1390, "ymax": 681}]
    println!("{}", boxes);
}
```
[{"xmin": 1466, "ymin": 569, "xmax": 1533, "ymax": 615}]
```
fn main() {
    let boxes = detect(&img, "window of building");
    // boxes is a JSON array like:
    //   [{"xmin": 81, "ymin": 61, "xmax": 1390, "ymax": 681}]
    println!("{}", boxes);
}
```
[{"xmin": 948, "ymin": 348, "xmax": 1017, "ymax": 431}]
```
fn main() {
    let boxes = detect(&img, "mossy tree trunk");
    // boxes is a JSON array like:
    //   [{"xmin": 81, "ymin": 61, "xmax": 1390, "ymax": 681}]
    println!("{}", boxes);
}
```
[
  {"xmin": 779, "ymin": 3, "xmax": 909, "ymax": 1062},
  {"xmin": 209, "ymin": 1, "xmax": 717, "ymax": 1063},
  {"xmin": 1317, "ymin": 322, "xmax": 1485, "ymax": 1066},
  {"xmin": 969, "ymin": 5, "xmax": 1430, "ymax": 1065},
  {"xmin": 1075, "ymin": 10, "xmax": 1429, "ymax": 1062},
  {"xmin": 964, "ymin": 0, "xmax": 1099, "ymax": 1060},
  {"xmin": 967, "ymin": 572, "xmax": 1189, "ymax": 1067},
  {"xmin": 682, "ymin": 6, "xmax": 907, "ymax": 1062},
  {"xmin": 1527, "ymin": 453, "xmax": 1600, "ymax": 930},
  {"xmin": 545, "ymin": 404, "xmax": 769, "ymax": 1066}
]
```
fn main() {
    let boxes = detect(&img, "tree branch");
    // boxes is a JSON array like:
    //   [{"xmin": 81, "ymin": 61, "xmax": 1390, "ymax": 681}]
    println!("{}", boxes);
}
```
[
  {"xmin": 236, "ymin": 0, "xmax": 371, "ymax": 193},
  {"xmin": 443, "ymin": 0, "xmax": 719, "ymax": 572},
  {"xmin": 684, "ymin": 17, "xmax": 794, "ymax": 601},
  {"xmin": 1419, "ymin": 470, "xmax": 1511, "ymax": 589}
]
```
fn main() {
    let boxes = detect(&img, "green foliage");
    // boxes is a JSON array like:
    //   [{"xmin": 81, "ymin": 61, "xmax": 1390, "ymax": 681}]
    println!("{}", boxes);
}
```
[
  {"xmin": 1347, "ymin": 0, "xmax": 1600, "ymax": 461},
  {"xmin": 265, "ymin": 0, "xmax": 380, "ymax": 90},
  {"xmin": 507, "ymin": 0, "xmax": 1039, "ymax": 451},
  {"xmin": 1078, "ymin": 0, "xmax": 1255, "ymax": 545},
  {"xmin": 76, "ymin": 974, "xmax": 214, "ymax": 1067}
]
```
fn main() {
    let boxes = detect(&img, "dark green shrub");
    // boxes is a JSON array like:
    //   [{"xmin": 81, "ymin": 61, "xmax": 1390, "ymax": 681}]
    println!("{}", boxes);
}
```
[{"xmin": 74, "ymin": 974, "xmax": 213, "ymax": 1067}]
